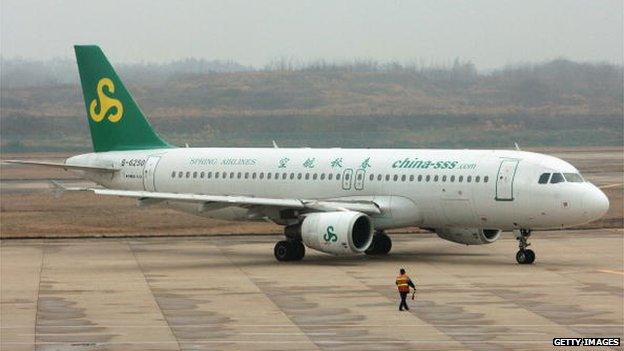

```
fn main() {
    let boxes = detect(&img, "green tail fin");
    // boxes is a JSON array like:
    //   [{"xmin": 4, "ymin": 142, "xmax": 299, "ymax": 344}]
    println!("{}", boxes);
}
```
[{"xmin": 74, "ymin": 45, "xmax": 172, "ymax": 152}]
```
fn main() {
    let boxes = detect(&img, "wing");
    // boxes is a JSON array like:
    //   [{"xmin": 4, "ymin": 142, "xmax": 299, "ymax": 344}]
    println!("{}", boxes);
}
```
[
  {"xmin": 4, "ymin": 160, "xmax": 119, "ymax": 172},
  {"xmin": 67, "ymin": 187, "xmax": 381, "ymax": 215}
]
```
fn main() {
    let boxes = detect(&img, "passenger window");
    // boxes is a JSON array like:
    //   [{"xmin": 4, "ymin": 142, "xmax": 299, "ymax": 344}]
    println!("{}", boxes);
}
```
[
  {"xmin": 230, "ymin": 172, "xmax": 235, "ymax": 179},
  {"xmin": 401, "ymin": 175, "xmax": 406, "ymax": 182},
  {"xmin": 393, "ymin": 175, "xmax": 398, "ymax": 181},
  {"xmin": 297, "ymin": 173, "xmax": 302, "ymax": 180},
  {"xmin": 186, "ymin": 171, "xmax": 191, "ymax": 178},
  {"xmin": 274, "ymin": 172, "xmax": 279, "ymax": 179},
  {"xmin": 215, "ymin": 172, "xmax": 219, "ymax": 179},
  {"xmin": 538, "ymin": 173, "xmax": 550, "ymax": 184},
  {"xmin": 244, "ymin": 172, "xmax": 249, "ymax": 179},
  {"xmin": 336, "ymin": 174, "xmax": 341, "ymax": 180},
  {"xmin": 563, "ymin": 173, "xmax": 584, "ymax": 183},
  {"xmin": 450, "ymin": 175, "xmax": 455, "ymax": 182},
  {"xmin": 418, "ymin": 175, "xmax": 423, "ymax": 182},
  {"xmin": 178, "ymin": 171, "xmax": 183, "ymax": 178},
  {"xmin": 385, "ymin": 175, "xmax": 390, "ymax": 181},
  {"xmin": 484, "ymin": 176, "xmax": 489, "ymax": 183},
  {"xmin": 171, "ymin": 171, "xmax": 176, "ymax": 178},
  {"xmin": 377, "ymin": 174, "xmax": 382, "ymax": 181},
  {"xmin": 425, "ymin": 175, "xmax": 430, "ymax": 182},
  {"xmin": 458, "ymin": 176, "xmax": 463, "ymax": 182},
  {"xmin": 207, "ymin": 172, "xmax": 212, "ymax": 179},
  {"xmin": 238, "ymin": 172, "xmax": 242, "ymax": 179},
  {"xmin": 200, "ymin": 172, "xmax": 205, "ymax": 178},
  {"xmin": 369, "ymin": 174, "xmax": 374, "ymax": 181},
  {"xmin": 267, "ymin": 173, "xmax": 272, "ymax": 180},
  {"xmin": 467, "ymin": 176, "xmax": 472, "ymax": 183},
  {"xmin": 313, "ymin": 173, "xmax": 318, "ymax": 180},
  {"xmin": 434, "ymin": 175, "xmax": 439, "ymax": 182},
  {"xmin": 259, "ymin": 172, "xmax": 264, "ymax": 179},
  {"xmin": 321, "ymin": 173, "xmax": 326, "ymax": 180},
  {"xmin": 252, "ymin": 173, "xmax": 257, "ymax": 179},
  {"xmin": 409, "ymin": 175, "xmax": 414, "ymax": 182},
  {"xmin": 290, "ymin": 173, "xmax": 295, "ymax": 180},
  {"xmin": 550, "ymin": 173, "xmax": 565, "ymax": 184},
  {"xmin": 305, "ymin": 173, "xmax": 310, "ymax": 180},
  {"xmin": 475, "ymin": 176, "xmax": 480, "ymax": 183},
  {"xmin": 328, "ymin": 173, "xmax": 333, "ymax": 180},
  {"xmin": 192, "ymin": 171, "xmax": 197, "ymax": 178},
  {"xmin": 282, "ymin": 173, "xmax": 287, "ymax": 179}
]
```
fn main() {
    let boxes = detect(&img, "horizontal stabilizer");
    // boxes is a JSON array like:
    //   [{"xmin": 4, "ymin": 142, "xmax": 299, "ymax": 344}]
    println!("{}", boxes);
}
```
[{"xmin": 4, "ymin": 160, "xmax": 119, "ymax": 172}]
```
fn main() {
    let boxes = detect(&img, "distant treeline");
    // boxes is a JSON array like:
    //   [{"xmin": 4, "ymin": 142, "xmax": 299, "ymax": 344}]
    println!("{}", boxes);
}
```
[
  {"xmin": 1, "ymin": 57, "xmax": 622, "ymax": 152},
  {"xmin": 2, "ymin": 114, "xmax": 621, "ymax": 153}
]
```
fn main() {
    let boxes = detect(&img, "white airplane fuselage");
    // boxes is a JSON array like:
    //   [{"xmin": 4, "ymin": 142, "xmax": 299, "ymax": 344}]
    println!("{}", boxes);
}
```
[{"xmin": 68, "ymin": 147, "xmax": 609, "ymax": 231}]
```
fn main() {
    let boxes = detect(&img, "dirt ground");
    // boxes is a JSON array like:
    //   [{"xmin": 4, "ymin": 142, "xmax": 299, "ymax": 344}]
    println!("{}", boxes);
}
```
[{"xmin": 1, "ymin": 147, "xmax": 621, "ymax": 238}]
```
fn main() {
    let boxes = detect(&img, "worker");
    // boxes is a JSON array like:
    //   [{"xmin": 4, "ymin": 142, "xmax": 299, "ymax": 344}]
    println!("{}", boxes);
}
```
[{"xmin": 395, "ymin": 268, "xmax": 416, "ymax": 311}]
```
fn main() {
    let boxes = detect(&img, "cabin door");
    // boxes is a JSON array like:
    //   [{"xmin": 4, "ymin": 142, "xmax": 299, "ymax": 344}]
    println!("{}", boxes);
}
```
[
  {"xmin": 495, "ymin": 159, "xmax": 519, "ymax": 201},
  {"xmin": 143, "ymin": 156, "xmax": 161, "ymax": 191}
]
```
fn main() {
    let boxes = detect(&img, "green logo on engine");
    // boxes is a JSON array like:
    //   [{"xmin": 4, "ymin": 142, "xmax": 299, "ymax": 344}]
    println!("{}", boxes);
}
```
[{"xmin": 323, "ymin": 226, "xmax": 338, "ymax": 242}]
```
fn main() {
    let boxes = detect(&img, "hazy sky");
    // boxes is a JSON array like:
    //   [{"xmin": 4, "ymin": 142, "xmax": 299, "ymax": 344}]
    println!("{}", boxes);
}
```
[{"xmin": 1, "ymin": 0, "xmax": 622, "ymax": 69}]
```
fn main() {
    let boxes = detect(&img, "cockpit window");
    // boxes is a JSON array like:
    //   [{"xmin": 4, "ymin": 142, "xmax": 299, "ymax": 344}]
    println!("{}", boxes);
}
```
[
  {"xmin": 563, "ymin": 173, "xmax": 584, "ymax": 183},
  {"xmin": 538, "ymin": 173, "xmax": 550, "ymax": 184},
  {"xmin": 550, "ymin": 173, "xmax": 565, "ymax": 184}
]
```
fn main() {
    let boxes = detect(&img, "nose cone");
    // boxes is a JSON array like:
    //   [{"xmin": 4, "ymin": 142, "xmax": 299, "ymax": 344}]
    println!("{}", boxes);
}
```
[{"xmin": 584, "ymin": 186, "xmax": 609, "ymax": 221}]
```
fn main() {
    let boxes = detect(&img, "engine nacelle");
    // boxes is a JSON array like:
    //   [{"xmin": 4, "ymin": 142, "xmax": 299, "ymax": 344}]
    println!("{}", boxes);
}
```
[
  {"xmin": 301, "ymin": 211, "xmax": 373, "ymax": 255},
  {"xmin": 435, "ymin": 228, "xmax": 502, "ymax": 245}
]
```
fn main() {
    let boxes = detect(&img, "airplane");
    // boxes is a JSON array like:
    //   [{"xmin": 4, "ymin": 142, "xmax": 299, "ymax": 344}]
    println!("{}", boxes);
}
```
[{"xmin": 7, "ymin": 45, "xmax": 609, "ymax": 264}]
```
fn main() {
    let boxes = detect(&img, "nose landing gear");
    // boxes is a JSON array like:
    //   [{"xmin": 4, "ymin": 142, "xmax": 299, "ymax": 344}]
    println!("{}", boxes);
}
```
[{"xmin": 515, "ymin": 229, "xmax": 535, "ymax": 264}]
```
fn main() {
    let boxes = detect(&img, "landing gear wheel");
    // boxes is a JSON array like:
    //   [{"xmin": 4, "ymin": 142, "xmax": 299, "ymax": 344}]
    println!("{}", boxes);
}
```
[
  {"xmin": 274, "ymin": 240, "xmax": 305, "ymax": 261},
  {"xmin": 516, "ymin": 249, "xmax": 535, "ymax": 264},
  {"xmin": 515, "ymin": 229, "xmax": 535, "ymax": 264},
  {"xmin": 292, "ymin": 241, "xmax": 305, "ymax": 261},
  {"xmin": 366, "ymin": 232, "xmax": 392, "ymax": 255},
  {"xmin": 524, "ymin": 249, "xmax": 535, "ymax": 264}
]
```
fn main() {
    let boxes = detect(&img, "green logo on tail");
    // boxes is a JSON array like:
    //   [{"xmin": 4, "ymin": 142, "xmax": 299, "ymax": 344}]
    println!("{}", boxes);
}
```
[{"xmin": 89, "ymin": 78, "xmax": 123, "ymax": 123}]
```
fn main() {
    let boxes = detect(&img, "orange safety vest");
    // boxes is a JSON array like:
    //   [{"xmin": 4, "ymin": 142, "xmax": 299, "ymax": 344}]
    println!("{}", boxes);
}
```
[{"xmin": 396, "ymin": 274, "xmax": 410, "ymax": 293}]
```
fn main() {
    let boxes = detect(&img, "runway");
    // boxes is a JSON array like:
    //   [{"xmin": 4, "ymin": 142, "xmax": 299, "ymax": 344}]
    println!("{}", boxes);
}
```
[{"xmin": 2, "ymin": 229, "xmax": 623, "ymax": 350}]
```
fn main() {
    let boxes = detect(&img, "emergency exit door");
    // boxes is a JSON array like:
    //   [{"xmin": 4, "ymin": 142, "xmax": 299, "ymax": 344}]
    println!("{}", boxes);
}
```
[
  {"xmin": 342, "ymin": 169, "xmax": 353, "ymax": 190},
  {"xmin": 143, "ymin": 156, "xmax": 161, "ymax": 191},
  {"xmin": 495, "ymin": 159, "xmax": 519, "ymax": 201},
  {"xmin": 354, "ymin": 169, "xmax": 365, "ymax": 190}
]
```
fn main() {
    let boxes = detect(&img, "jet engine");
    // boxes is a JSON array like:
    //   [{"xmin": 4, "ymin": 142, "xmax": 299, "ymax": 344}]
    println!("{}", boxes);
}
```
[
  {"xmin": 435, "ymin": 228, "xmax": 501, "ymax": 245},
  {"xmin": 301, "ymin": 211, "xmax": 373, "ymax": 255}
]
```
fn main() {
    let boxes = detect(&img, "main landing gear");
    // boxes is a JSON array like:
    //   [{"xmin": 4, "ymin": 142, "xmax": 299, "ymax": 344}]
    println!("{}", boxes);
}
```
[
  {"xmin": 274, "ymin": 224, "xmax": 305, "ymax": 261},
  {"xmin": 515, "ymin": 229, "xmax": 535, "ymax": 264},
  {"xmin": 274, "ymin": 240, "xmax": 305, "ymax": 261},
  {"xmin": 366, "ymin": 230, "xmax": 392, "ymax": 255}
]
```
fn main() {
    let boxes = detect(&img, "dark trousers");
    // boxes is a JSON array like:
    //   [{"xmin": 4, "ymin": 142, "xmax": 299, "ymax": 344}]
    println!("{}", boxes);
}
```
[{"xmin": 399, "ymin": 292, "xmax": 409, "ymax": 310}]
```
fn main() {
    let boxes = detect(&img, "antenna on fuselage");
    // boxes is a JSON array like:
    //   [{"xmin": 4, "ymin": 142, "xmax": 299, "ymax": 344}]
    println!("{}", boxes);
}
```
[
  {"xmin": 272, "ymin": 140, "xmax": 279, "ymax": 148},
  {"xmin": 514, "ymin": 142, "xmax": 521, "ymax": 151}
]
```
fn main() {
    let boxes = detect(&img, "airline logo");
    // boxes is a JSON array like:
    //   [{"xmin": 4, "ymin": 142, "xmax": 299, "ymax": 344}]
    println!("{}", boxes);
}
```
[
  {"xmin": 89, "ymin": 78, "xmax": 124, "ymax": 123},
  {"xmin": 323, "ymin": 226, "xmax": 338, "ymax": 242}
]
